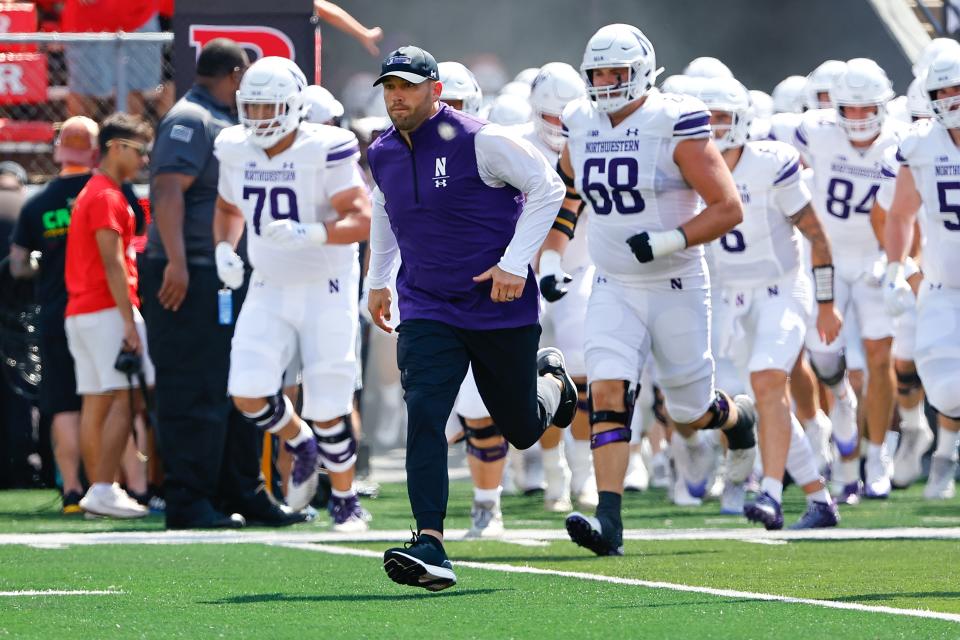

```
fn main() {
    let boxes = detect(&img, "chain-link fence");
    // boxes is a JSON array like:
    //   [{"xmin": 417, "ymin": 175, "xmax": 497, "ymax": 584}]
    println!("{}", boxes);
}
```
[{"xmin": 0, "ymin": 32, "xmax": 174, "ymax": 182}]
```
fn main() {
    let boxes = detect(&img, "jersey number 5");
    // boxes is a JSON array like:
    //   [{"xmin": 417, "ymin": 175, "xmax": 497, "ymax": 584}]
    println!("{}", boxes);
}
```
[
  {"xmin": 936, "ymin": 181, "xmax": 960, "ymax": 231},
  {"xmin": 582, "ymin": 157, "xmax": 645, "ymax": 215},
  {"xmin": 243, "ymin": 186, "xmax": 300, "ymax": 235}
]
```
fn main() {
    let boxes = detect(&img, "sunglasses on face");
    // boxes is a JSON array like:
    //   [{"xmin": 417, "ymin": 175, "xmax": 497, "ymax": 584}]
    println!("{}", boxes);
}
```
[{"xmin": 109, "ymin": 138, "xmax": 150, "ymax": 156}]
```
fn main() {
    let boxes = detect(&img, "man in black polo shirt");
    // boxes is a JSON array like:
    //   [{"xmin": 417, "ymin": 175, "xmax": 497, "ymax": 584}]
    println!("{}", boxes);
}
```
[{"xmin": 142, "ymin": 39, "xmax": 305, "ymax": 529}]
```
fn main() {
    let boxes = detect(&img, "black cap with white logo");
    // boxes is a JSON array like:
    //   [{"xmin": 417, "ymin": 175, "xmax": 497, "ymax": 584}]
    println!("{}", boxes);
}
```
[{"xmin": 373, "ymin": 46, "xmax": 439, "ymax": 86}]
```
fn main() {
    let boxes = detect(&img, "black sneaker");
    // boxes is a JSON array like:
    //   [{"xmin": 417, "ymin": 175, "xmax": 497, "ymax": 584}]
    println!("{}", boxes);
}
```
[
  {"xmin": 565, "ymin": 511, "xmax": 624, "ymax": 556},
  {"xmin": 537, "ymin": 347, "xmax": 577, "ymax": 429},
  {"xmin": 383, "ymin": 532, "xmax": 457, "ymax": 592},
  {"xmin": 62, "ymin": 490, "xmax": 83, "ymax": 515}
]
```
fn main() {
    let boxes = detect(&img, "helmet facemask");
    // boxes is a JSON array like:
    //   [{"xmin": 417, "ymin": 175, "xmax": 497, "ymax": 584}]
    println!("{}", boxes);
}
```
[
  {"xmin": 836, "ymin": 103, "xmax": 886, "ymax": 142},
  {"xmin": 238, "ymin": 95, "xmax": 303, "ymax": 149}
]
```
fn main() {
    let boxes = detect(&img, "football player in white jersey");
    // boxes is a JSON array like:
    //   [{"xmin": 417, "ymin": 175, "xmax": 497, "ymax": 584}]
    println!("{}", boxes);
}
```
[
  {"xmin": 697, "ymin": 77, "xmax": 842, "ymax": 529},
  {"xmin": 526, "ymin": 62, "xmax": 599, "ymax": 512},
  {"xmin": 795, "ymin": 58, "xmax": 906, "ymax": 501},
  {"xmin": 884, "ymin": 50, "xmax": 960, "ymax": 500},
  {"xmin": 768, "ymin": 75, "xmax": 808, "ymax": 145},
  {"xmin": 553, "ymin": 24, "xmax": 758, "ymax": 556},
  {"xmin": 211, "ymin": 57, "xmax": 373, "ymax": 526},
  {"xmin": 805, "ymin": 60, "xmax": 847, "ymax": 111}
]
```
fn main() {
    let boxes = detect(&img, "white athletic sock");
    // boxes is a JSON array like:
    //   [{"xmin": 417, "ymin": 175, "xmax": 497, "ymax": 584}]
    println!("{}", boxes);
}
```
[
  {"xmin": 867, "ymin": 442, "xmax": 883, "ymax": 465},
  {"xmin": 786, "ymin": 415, "xmax": 820, "ymax": 487},
  {"xmin": 934, "ymin": 428, "xmax": 960, "ymax": 460},
  {"xmin": 542, "ymin": 443, "xmax": 570, "ymax": 500},
  {"xmin": 331, "ymin": 487, "xmax": 355, "ymax": 499},
  {"xmin": 474, "ymin": 487, "xmax": 502, "ymax": 504},
  {"xmin": 829, "ymin": 379, "xmax": 858, "ymax": 444},
  {"xmin": 567, "ymin": 438, "xmax": 593, "ymax": 494},
  {"xmin": 807, "ymin": 488, "xmax": 832, "ymax": 504},
  {"xmin": 899, "ymin": 402, "xmax": 924, "ymax": 431},
  {"xmin": 838, "ymin": 459, "xmax": 860, "ymax": 484},
  {"xmin": 286, "ymin": 420, "xmax": 312, "ymax": 447},
  {"xmin": 760, "ymin": 477, "xmax": 783, "ymax": 504}
]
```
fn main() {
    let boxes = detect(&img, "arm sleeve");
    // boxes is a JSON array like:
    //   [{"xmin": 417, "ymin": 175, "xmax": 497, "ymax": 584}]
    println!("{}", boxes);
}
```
[
  {"xmin": 322, "ymin": 160, "xmax": 367, "ymax": 201},
  {"xmin": 771, "ymin": 151, "xmax": 811, "ymax": 217},
  {"xmin": 152, "ymin": 113, "xmax": 211, "ymax": 177},
  {"xmin": 365, "ymin": 186, "xmax": 400, "ymax": 289},
  {"xmin": 475, "ymin": 125, "xmax": 566, "ymax": 277}
]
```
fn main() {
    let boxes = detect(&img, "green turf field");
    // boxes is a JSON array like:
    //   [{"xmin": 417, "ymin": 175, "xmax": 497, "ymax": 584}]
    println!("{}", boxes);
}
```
[{"xmin": 1, "ymin": 483, "xmax": 959, "ymax": 639}]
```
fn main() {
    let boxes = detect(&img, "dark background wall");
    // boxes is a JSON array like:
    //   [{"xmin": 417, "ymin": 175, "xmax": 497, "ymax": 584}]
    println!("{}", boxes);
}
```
[{"xmin": 322, "ymin": 0, "xmax": 914, "ymax": 97}]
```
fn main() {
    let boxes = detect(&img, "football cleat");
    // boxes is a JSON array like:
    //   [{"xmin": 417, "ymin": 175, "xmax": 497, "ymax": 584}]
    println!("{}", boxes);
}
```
[
  {"xmin": 624, "ymin": 451, "xmax": 650, "ymax": 492},
  {"xmin": 743, "ymin": 491, "xmax": 784, "ymax": 530},
  {"xmin": 545, "ymin": 496, "xmax": 574, "ymax": 513},
  {"xmin": 330, "ymin": 494, "xmax": 370, "ymax": 533},
  {"xmin": 384, "ymin": 532, "xmax": 457, "ymax": 592},
  {"xmin": 284, "ymin": 435, "xmax": 320, "ymax": 512},
  {"xmin": 79, "ymin": 483, "xmax": 148, "ymax": 519},
  {"xmin": 565, "ymin": 512, "xmax": 624, "ymax": 556},
  {"xmin": 832, "ymin": 480, "xmax": 862, "ymax": 505},
  {"xmin": 62, "ymin": 490, "xmax": 83, "ymax": 515},
  {"xmin": 892, "ymin": 417, "xmax": 935, "ymax": 488},
  {"xmin": 789, "ymin": 501, "xmax": 840, "ymax": 529},
  {"xmin": 720, "ymin": 482, "xmax": 746, "ymax": 515},
  {"xmin": 923, "ymin": 456, "xmax": 958, "ymax": 500},
  {"xmin": 864, "ymin": 450, "xmax": 892, "ymax": 499},
  {"xmin": 465, "ymin": 500, "xmax": 505, "ymax": 538},
  {"xmin": 536, "ymin": 347, "xmax": 578, "ymax": 429}
]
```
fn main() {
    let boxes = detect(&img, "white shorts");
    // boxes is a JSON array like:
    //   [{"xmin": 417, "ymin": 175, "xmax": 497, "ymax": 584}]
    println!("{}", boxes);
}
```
[
  {"xmin": 65, "ymin": 306, "xmax": 155, "ymax": 395},
  {"xmin": 454, "ymin": 366, "xmax": 490, "ymax": 420},
  {"xmin": 914, "ymin": 284, "xmax": 960, "ymax": 416},
  {"xmin": 541, "ymin": 264, "xmax": 594, "ymax": 378},
  {"xmin": 717, "ymin": 270, "xmax": 811, "ymax": 375},
  {"xmin": 585, "ymin": 272, "xmax": 714, "ymax": 424},
  {"xmin": 892, "ymin": 305, "xmax": 918, "ymax": 362},
  {"xmin": 228, "ymin": 266, "xmax": 359, "ymax": 422},
  {"xmin": 805, "ymin": 272, "xmax": 890, "ymax": 360}
]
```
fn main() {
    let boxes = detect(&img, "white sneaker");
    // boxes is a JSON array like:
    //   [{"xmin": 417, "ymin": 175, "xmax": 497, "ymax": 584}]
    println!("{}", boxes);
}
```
[
  {"xmin": 671, "ymin": 431, "xmax": 711, "ymax": 499},
  {"xmin": 576, "ymin": 475, "xmax": 599, "ymax": 509},
  {"xmin": 864, "ymin": 448, "xmax": 892, "ymax": 499},
  {"xmin": 332, "ymin": 514, "xmax": 370, "ymax": 533},
  {"xmin": 79, "ymin": 484, "xmax": 148, "ymax": 519},
  {"xmin": 720, "ymin": 482, "xmax": 745, "ymax": 514},
  {"xmin": 651, "ymin": 451, "xmax": 671, "ymax": 489},
  {"xmin": 465, "ymin": 500, "xmax": 505, "ymax": 538},
  {"xmin": 924, "ymin": 456, "xmax": 958, "ymax": 500},
  {"xmin": 893, "ymin": 416, "xmax": 934, "ymax": 488},
  {"xmin": 671, "ymin": 473, "xmax": 702, "ymax": 507},
  {"xmin": 544, "ymin": 496, "xmax": 574, "ymax": 513},
  {"xmin": 624, "ymin": 451, "xmax": 649, "ymax": 492}
]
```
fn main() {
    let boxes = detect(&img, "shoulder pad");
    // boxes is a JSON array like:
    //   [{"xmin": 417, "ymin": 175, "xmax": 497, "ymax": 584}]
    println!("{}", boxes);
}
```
[{"xmin": 213, "ymin": 125, "xmax": 247, "ymax": 161}]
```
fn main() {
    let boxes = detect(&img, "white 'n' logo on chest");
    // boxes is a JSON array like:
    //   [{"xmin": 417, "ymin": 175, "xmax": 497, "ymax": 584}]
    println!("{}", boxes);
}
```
[{"xmin": 434, "ymin": 157, "xmax": 448, "ymax": 187}]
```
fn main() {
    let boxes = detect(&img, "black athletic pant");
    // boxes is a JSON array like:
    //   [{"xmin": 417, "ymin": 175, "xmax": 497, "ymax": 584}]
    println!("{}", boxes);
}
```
[
  {"xmin": 397, "ymin": 319, "xmax": 553, "ymax": 532},
  {"xmin": 141, "ymin": 258, "xmax": 262, "ymax": 526}
]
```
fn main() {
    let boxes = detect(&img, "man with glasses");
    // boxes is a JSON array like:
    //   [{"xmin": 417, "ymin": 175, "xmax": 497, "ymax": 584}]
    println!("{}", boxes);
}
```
[{"xmin": 64, "ymin": 113, "xmax": 154, "ymax": 518}]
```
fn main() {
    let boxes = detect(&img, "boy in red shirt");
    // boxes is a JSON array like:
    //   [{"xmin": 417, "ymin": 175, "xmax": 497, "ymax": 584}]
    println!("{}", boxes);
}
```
[{"xmin": 65, "ymin": 112, "xmax": 155, "ymax": 518}]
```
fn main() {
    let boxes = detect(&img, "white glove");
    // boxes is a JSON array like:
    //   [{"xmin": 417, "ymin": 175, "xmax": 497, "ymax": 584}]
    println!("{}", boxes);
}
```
[
  {"xmin": 883, "ymin": 261, "xmax": 915, "ymax": 317},
  {"xmin": 215, "ymin": 242, "xmax": 245, "ymax": 290},
  {"xmin": 262, "ymin": 219, "xmax": 327, "ymax": 248},
  {"xmin": 865, "ymin": 253, "xmax": 887, "ymax": 288}
]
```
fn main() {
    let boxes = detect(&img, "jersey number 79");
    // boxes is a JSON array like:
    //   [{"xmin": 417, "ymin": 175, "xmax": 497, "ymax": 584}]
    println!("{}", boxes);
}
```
[{"xmin": 243, "ymin": 185, "xmax": 300, "ymax": 235}]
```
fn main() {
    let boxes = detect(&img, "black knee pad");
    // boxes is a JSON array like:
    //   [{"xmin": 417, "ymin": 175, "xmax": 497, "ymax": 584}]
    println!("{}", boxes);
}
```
[
  {"xmin": 462, "ymin": 418, "xmax": 501, "ymax": 441},
  {"xmin": 652, "ymin": 384, "xmax": 667, "ymax": 425},
  {"xmin": 466, "ymin": 437, "xmax": 508, "ymax": 462},
  {"xmin": 809, "ymin": 352, "xmax": 847, "ymax": 387},
  {"xmin": 702, "ymin": 391, "xmax": 731, "ymax": 430},
  {"xmin": 588, "ymin": 382, "xmax": 636, "ymax": 450},
  {"xmin": 576, "ymin": 381, "xmax": 589, "ymax": 413},
  {"xmin": 895, "ymin": 369, "xmax": 922, "ymax": 396},
  {"xmin": 313, "ymin": 417, "xmax": 357, "ymax": 472},
  {"xmin": 242, "ymin": 391, "xmax": 291, "ymax": 433}
]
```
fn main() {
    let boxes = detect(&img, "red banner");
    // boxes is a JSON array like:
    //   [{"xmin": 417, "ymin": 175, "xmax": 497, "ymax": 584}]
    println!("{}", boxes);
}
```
[
  {"xmin": 0, "ymin": 3, "xmax": 38, "ymax": 53},
  {"xmin": 0, "ymin": 53, "xmax": 47, "ymax": 105}
]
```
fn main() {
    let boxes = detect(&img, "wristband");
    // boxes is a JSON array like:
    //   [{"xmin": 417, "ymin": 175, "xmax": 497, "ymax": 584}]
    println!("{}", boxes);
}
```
[{"xmin": 812, "ymin": 264, "xmax": 834, "ymax": 303}]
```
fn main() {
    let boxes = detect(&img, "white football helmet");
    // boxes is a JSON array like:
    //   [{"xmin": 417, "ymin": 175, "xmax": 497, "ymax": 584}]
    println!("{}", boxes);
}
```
[
  {"xmin": 683, "ymin": 56, "xmax": 733, "ymax": 79},
  {"xmin": 805, "ymin": 59, "xmax": 847, "ymax": 110},
  {"xmin": 829, "ymin": 58, "xmax": 893, "ymax": 142},
  {"xmin": 580, "ymin": 23, "xmax": 662, "ymax": 113},
  {"xmin": 772, "ymin": 75, "xmax": 807, "ymax": 114},
  {"xmin": 914, "ymin": 37, "xmax": 960, "ymax": 78},
  {"xmin": 925, "ymin": 50, "xmax": 960, "ymax": 129},
  {"xmin": 499, "ymin": 81, "xmax": 532, "ymax": 99},
  {"xmin": 237, "ymin": 56, "xmax": 307, "ymax": 148},
  {"xmin": 439, "ymin": 61, "xmax": 483, "ymax": 116},
  {"xmin": 302, "ymin": 85, "xmax": 344, "ymax": 125},
  {"xmin": 484, "ymin": 93, "xmax": 532, "ymax": 125},
  {"xmin": 514, "ymin": 67, "xmax": 541, "ymax": 87},
  {"xmin": 529, "ymin": 62, "xmax": 587, "ymax": 151},
  {"xmin": 749, "ymin": 89, "xmax": 773, "ymax": 120},
  {"xmin": 660, "ymin": 74, "xmax": 701, "ymax": 96},
  {"xmin": 695, "ymin": 76, "xmax": 751, "ymax": 151},
  {"xmin": 907, "ymin": 75, "xmax": 934, "ymax": 120}
]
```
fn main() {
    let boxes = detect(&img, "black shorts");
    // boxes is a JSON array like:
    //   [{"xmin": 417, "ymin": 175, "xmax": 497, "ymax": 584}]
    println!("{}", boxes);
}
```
[{"xmin": 39, "ymin": 328, "xmax": 81, "ymax": 415}]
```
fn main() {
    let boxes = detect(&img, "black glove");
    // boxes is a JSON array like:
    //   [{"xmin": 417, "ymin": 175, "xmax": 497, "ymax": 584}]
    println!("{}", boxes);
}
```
[
  {"xmin": 626, "ymin": 232, "xmax": 655, "ymax": 264},
  {"xmin": 539, "ymin": 273, "xmax": 573, "ymax": 302}
]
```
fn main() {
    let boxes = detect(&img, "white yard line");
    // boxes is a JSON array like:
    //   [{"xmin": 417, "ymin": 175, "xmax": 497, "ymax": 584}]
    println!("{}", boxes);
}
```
[
  {"xmin": 278, "ymin": 542, "xmax": 960, "ymax": 625},
  {"xmin": 2, "ymin": 526, "xmax": 960, "ymax": 547},
  {"xmin": 0, "ymin": 589, "xmax": 122, "ymax": 597}
]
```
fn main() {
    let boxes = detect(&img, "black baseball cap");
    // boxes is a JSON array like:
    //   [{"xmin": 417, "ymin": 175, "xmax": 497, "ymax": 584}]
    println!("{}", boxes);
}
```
[{"xmin": 373, "ymin": 46, "xmax": 439, "ymax": 86}]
